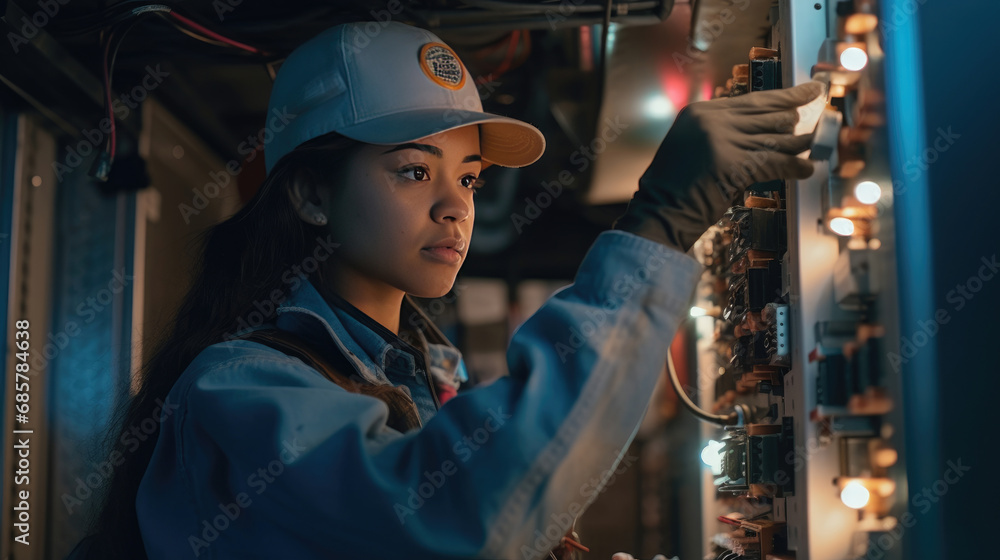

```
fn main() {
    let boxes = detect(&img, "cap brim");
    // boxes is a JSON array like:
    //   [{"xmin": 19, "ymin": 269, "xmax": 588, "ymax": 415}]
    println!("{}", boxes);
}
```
[{"xmin": 334, "ymin": 108, "xmax": 545, "ymax": 168}]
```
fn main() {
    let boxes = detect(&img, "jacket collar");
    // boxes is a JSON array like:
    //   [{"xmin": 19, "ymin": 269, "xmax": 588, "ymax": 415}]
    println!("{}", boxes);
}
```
[{"xmin": 272, "ymin": 275, "xmax": 466, "ymax": 390}]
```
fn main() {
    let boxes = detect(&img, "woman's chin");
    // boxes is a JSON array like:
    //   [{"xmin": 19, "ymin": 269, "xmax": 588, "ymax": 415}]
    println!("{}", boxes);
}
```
[{"xmin": 404, "ymin": 278, "xmax": 457, "ymax": 299}]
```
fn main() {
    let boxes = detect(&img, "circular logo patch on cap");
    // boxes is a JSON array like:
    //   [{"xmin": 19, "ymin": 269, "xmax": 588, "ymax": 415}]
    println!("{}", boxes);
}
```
[{"xmin": 419, "ymin": 43, "xmax": 466, "ymax": 90}]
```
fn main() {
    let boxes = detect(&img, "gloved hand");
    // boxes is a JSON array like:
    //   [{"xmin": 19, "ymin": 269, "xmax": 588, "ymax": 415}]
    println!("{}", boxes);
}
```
[{"xmin": 613, "ymin": 81, "xmax": 825, "ymax": 252}]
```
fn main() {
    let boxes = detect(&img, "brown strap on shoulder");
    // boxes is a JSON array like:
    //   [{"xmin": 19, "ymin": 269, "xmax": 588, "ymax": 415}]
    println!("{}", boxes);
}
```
[
  {"xmin": 236, "ymin": 328, "xmax": 422, "ymax": 433},
  {"xmin": 239, "ymin": 329, "xmax": 360, "ymax": 389}
]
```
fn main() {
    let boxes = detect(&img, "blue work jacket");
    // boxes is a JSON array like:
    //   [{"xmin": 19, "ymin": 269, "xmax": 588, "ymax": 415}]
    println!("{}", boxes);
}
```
[{"xmin": 133, "ymin": 229, "xmax": 703, "ymax": 559}]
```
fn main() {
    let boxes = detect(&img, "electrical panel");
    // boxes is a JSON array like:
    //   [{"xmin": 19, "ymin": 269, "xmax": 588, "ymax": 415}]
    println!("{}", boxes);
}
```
[{"xmin": 690, "ymin": 1, "xmax": 907, "ymax": 559}]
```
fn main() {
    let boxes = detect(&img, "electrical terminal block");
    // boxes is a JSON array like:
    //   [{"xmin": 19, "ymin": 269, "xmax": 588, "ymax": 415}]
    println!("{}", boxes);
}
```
[{"xmin": 715, "ymin": 419, "xmax": 795, "ymax": 496}]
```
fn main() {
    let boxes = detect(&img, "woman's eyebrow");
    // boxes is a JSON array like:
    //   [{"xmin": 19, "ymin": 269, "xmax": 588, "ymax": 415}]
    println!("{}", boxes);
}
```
[{"xmin": 382, "ymin": 143, "xmax": 482, "ymax": 163}]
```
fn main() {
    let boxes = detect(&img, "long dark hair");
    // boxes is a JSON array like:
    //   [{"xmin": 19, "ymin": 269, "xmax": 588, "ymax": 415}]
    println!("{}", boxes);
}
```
[{"xmin": 84, "ymin": 132, "xmax": 366, "ymax": 558}]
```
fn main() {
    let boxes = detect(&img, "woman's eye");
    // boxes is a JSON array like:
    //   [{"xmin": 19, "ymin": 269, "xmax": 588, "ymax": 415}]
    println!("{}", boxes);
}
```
[
  {"xmin": 399, "ymin": 166, "xmax": 429, "ymax": 181},
  {"xmin": 461, "ymin": 175, "xmax": 486, "ymax": 192}
]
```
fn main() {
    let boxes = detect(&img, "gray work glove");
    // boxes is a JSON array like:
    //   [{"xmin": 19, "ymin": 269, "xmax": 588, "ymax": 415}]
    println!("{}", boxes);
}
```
[{"xmin": 613, "ymin": 81, "xmax": 824, "ymax": 252}]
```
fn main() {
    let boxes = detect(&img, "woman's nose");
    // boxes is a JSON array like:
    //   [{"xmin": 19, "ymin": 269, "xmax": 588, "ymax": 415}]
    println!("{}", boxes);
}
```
[{"xmin": 431, "ymin": 183, "xmax": 472, "ymax": 223}]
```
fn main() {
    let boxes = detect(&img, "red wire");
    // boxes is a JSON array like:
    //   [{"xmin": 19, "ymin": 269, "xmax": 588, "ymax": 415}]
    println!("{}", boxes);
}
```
[
  {"xmin": 473, "ymin": 31, "xmax": 516, "ymax": 58},
  {"xmin": 167, "ymin": 11, "xmax": 263, "ymax": 54},
  {"xmin": 579, "ymin": 25, "xmax": 593, "ymax": 71},
  {"xmin": 100, "ymin": 10, "xmax": 267, "ymax": 165},
  {"xmin": 561, "ymin": 535, "xmax": 591, "ymax": 552},
  {"xmin": 717, "ymin": 515, "xmax": 743, "ymax": 526},
  {"xmin": 492, "ymin": 29, "xmax": 521, "ymax": 79}
]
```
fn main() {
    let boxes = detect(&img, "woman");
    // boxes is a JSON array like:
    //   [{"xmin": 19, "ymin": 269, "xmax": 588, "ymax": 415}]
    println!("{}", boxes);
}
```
[{"xmin": 74, "ymin": 20, "xmax": 820, "ymax": 560}]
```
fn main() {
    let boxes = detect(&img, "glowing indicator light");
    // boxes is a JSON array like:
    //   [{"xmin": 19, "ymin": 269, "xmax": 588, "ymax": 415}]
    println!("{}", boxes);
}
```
[
  {"xmin": 841, "ymin": 480, "xmax": 871, "ymax": 509},
  {"xmin": 829, "ymin": 217, "xmax": 856, "ymax": 236},
  {"xmin": 854, "ymin": 180, "xmax": 882, "ymax": 204},
  {"xmin": 841, "ymin": 47, "xmax": 868, "ymax": 71},
  {"xmin": 701, "ymin": 440, "xmax": 724, "ymax": 475}
]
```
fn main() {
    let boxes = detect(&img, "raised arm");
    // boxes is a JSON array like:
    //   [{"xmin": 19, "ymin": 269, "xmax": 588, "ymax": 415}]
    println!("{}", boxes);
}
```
[{"xmin": 136, "ymin": 230, "xmax": 701, "ymax": 560}]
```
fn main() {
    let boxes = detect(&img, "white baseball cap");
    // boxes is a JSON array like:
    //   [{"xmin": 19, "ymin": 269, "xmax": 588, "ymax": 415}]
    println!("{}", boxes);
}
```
[{"xmin": 264, "ymin": 21, "xmax": 547, "ymax": 175}]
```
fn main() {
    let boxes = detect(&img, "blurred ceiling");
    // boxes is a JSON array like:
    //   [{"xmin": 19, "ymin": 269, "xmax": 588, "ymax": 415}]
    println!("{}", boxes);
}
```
[{"xmin": 1, "ymin": 0, "xmax": 774, "ymax": 280}]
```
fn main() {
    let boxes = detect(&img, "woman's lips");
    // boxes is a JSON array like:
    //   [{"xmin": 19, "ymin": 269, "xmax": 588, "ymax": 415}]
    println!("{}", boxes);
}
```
[{"xmin": 421, "ymin": 246, "xmax": 462, "ymax": 264}]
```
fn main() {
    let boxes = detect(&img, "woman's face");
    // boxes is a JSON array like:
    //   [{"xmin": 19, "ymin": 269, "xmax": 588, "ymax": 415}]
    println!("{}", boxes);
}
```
[{"xmin": 321, "ymin": 125, "xmax": 481, "ymax": 299}]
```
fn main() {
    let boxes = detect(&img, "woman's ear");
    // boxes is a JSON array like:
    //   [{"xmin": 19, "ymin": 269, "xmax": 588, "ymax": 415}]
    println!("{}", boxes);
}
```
[{"xmin": 286, "ymin": 169, "xmax": 329, "ymax": 226}]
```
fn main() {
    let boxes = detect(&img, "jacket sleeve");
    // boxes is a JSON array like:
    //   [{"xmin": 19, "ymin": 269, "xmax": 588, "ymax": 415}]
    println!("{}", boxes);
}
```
[{"xmin": 138, "ymin": 229, "xmax": 703, "ymax": 560}]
